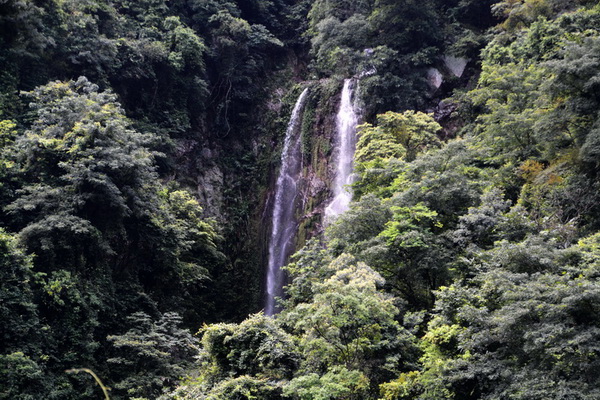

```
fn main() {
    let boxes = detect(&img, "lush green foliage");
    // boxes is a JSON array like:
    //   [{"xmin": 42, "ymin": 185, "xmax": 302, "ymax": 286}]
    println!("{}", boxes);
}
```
[
  {"xmin": 107, "ymin": 312, "xmax": 200, "ymax": 399},
  {"xmin": 170, "ymin": 2, "xmax": 600, "ymax": 399},
  {"xmin": 355, "ymin": 111, "xmax": 441, "ymax": 166},
  {"xmin": 305, "ymin": 0, "xmax": 495, "ymax": 116},
  {"xmin": 0, "ymin": 0, "xmax": 300, "ymax": 396},
  {"xmin": 0, "ymin": 77, "xmax": 225, "ymax": 398},
  {"xmin": 3, "ymin": 0, "xmax": 600, "ymax": 399},
  {"xmin": 169, "ymin": 254, "xmax": 419, "ymax": 399}
]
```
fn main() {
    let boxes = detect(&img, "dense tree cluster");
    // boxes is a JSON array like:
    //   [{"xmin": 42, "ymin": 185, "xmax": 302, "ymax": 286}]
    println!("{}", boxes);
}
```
[
  {"xmin": 0, "ymin": 76, "xmax": 227, "ymax": 399},
  {"xmin": 2, "ymin": 0, "xmax": 600, "ymax": 399},
  {"xmin": 305, "ymin": 0, "xmax": 497, "ymax": 117},
  {"xmin": 0, "ymin": 1, "xmax": 300, "ymax": 397},
  {"xmin": 172, "ymin": 1, "xmax": 600, "ymax": 399}
]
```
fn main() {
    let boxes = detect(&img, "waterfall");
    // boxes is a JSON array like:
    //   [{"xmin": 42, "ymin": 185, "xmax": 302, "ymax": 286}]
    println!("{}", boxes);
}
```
[
  {"xmin": 325, "ymin": 79, "xmax": 360, "ymax": 220},
  {"xmin": 265, "ymin": 88, "xmax": 309, "ymax": 316}
]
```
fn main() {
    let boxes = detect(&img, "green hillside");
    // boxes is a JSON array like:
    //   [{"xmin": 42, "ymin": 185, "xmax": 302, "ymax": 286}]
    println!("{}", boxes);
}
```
[{"xmin": 1, "ymin": 0, "xmax": 599, "ymax": 399}]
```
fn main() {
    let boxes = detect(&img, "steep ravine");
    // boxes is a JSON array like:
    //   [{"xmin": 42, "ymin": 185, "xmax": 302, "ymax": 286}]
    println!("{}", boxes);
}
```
[
  {"xmin": 262, "ymin": 77, "xmax": 365, "ymax": 312},
  {"xmin": 259, "ymin": 61, "xmax": 478, "ymax": 312},
  {"xmin": 175, "ymin": 57, "xmax": 475, "ymax": 319},
  {"xmin": 260, "ymin": 79, "xmax": 343, "ymax": 313}
]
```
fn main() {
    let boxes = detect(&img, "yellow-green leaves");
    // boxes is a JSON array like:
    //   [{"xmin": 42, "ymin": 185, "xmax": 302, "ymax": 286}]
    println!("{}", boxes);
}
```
[
  {"xmin": 356, "ymin": 111, "xmax": 441, "ymax": 167},
  {"xmin": 284, "ymin": 253, "xmax": 418, "ymax": 380},
  {"xmin": 0, "ymin": 120, "xmax": 17, "ymax": 147},
  {"xmin": 164, "ymin": 16, "xmax": 207, "ymax": 72},
  {"xmin": 380, "ymin": 204, "xmax": 441, "ymax": 246},
  {"xmin": 284, "ymin": 366, "xmax": 370, "ymax": 400}
]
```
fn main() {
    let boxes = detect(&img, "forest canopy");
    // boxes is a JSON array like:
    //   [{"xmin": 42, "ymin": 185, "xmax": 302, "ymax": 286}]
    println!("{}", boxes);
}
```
[{"xmin": 1, "ymin": 0, "xmax": 600, "ymax": 399}]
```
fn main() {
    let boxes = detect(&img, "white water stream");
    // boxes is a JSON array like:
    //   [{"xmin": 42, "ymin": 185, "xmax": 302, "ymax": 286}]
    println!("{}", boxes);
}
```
[
  {"xmin": 325, "ymin": 79, "xmax": 360, "ymax": 221},
  {"xmin": 265, "ymin": 88, "xmax": 309, "ymax": 316}
]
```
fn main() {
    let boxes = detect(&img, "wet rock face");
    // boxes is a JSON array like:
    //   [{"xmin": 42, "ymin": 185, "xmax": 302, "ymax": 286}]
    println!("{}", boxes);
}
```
[
  {"xmin": 292, "ymin": 80, "xmax": 341, "ymax": 240},
  {"xmin": 171, "ymin": 138, "xmax": 225, "ymax": 218},
  {"xmin": 309, "ymin": 175, "xmax": 327, "ymax": 197},
  {"xmin": 197, "ymin": 165, "xmax": 224, "ymax": 217},
  {"xmin": 435, "ymin": 100, "xmax": 458, "ymax": 121},
  {"xmin": 427, "ymin": 68, "xmax": 443, "ymax": 89},
  {"xmin": 443, "ymin": 56, "xmax": 468, "ymax": 78},
  {"xmin": 426, "ymin": 56, "xmax": 471, "ymax": 96},
  {"xmin": 433, "ymin": 100, "xmax": 461, "ymax": 139},
  {"xmin": 267, "ymin": 88, "xmax": 286, "ymax": 113}
]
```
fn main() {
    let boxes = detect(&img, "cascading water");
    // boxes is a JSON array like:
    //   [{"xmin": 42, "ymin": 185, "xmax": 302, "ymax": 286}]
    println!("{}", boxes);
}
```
[
  {"xmin": 265, "ymin": 88, "xmax": 309, "ymax": 316},
  {"xmin": 325, "ymin": 79, "xmax": 360, "ymax": 220}
]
